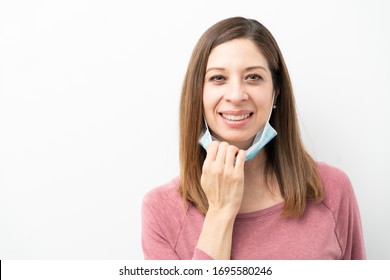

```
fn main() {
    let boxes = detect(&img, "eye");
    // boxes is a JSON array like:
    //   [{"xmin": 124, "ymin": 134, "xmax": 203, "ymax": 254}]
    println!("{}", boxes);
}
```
[
  {"xmin": 245, "ymin": 74, "xmax": 263, "ymax": 81},
  {"xmin": 209, "ymin": 75, "xmax": 226, "ymax": 82}
]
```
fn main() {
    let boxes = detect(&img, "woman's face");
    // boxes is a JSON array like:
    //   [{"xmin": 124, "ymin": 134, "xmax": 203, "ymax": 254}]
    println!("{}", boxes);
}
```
[{"xmin": 203, "ymin": 38, "xmax": 274, "ymax": 150}]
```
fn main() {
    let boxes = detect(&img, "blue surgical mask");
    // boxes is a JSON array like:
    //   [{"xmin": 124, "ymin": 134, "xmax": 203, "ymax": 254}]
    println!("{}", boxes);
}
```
[{"xmin": 199, "ymin": 103, "xmax": 277, "ymax": 161}]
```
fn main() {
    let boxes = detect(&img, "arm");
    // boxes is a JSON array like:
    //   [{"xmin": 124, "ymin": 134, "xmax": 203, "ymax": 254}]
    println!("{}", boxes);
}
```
[
  {"xmin": 196, "ymin": 141, "xmax": 246, "ymax": 259},
  {"xmin": 339, "ymin": 183, "xmax": 366, "ymax": 260},
  {"xmin": 141, "ymin": 201, "xmax": 180, "ymax": 260},
  {"xmin": 332, "ymin": 170, "xmax": 366, "ymax": 259},
  {"xmin": 142, "ymin": 189, "xmax": 213, "ymax": 260}
]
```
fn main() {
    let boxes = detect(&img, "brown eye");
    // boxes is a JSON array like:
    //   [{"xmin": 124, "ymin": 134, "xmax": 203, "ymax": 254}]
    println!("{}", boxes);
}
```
[
  {"xmin": 210, "ymin": 75, "xmax": 226, "ymax": 81},
  {"xmin": 246, "ymin": 74, "xmax": 262, "ymax": 81}
]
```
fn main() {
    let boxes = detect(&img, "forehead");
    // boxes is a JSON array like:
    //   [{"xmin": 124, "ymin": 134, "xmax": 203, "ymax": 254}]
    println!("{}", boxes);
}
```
[{"xmin": 207, "ymin": 38, "xmax": 268, "ymax": 68}]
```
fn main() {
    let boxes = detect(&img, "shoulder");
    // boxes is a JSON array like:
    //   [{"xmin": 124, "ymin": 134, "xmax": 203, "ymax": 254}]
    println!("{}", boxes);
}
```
[
  {"xmin": 142, "ymin": 177, "xmax": 187, "ymax": 223},
  {"xmin": 317, "ymin": 162, "xmax": 354, "ymax": 213},
  {"xmin": 317, "ymin": 162, "xmax": 352, "ymax": 190},
  {"xmin": 143, "ymin": 177, "xmax": 182, "ymax": 206}
]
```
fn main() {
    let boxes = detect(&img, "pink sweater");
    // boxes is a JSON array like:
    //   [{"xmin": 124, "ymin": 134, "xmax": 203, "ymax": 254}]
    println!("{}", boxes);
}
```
[{"xmin": 141, "ymin": 162, "xmax": 365, "ymax": 259}]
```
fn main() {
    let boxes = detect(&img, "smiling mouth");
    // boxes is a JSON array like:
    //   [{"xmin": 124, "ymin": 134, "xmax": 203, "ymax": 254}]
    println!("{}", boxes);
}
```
[{"xmin": 221, "ymin": 113, "xmax": 252, "ymax": 121}]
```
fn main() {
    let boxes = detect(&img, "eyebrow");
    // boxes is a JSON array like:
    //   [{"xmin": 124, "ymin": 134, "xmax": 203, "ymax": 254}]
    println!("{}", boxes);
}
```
[{"xmin": 205, "ymin": 66, "xmax": 268, "ymax": 74}]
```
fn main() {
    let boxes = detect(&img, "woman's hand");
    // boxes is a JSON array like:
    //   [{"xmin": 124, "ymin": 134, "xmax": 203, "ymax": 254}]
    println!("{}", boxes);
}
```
[
  {"xmin": 196, "ymin": 141, "xmax": 246, "ymax": 259},
  {"xmin": 201, "ymin": 141, "xmax": 246, "ymax": 217}
]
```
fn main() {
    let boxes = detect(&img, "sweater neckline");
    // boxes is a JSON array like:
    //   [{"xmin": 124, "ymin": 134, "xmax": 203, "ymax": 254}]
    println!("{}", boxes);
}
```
[
  {"xmin": 235, "ymin": 202, "xmax": 284, "ymax": 221},
  {"xmin": 174, "ymin": 176, "xmax": 285, "ymax": 220}
]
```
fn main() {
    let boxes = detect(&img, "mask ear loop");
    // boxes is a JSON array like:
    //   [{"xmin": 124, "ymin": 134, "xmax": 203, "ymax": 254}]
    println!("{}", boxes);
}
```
[
  {"xmin": 266, "ymin": 92, "xmax": 276, "ymax": 123},
  {"xmin": 202, "ymin": 115, "xmax": 210, "ymax": 132},
  {"xmin": 201, "ymin": 114, "xmax": 220, "ymax": 143},
  {"xmin": 249, "ymin": 92, "xmax": 276, "ymax": 143}
]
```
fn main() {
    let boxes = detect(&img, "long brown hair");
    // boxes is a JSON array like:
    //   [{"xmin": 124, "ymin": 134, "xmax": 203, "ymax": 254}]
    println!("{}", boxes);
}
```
[{"xmin": 179, "ymin": 17, "xmax": 323, "ymax": 217}]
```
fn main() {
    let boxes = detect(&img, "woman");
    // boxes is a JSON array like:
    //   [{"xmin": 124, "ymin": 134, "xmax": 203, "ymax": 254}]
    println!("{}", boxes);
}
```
[{"xmin": 142, "ymin": 17, "xmax": 365, "ymax": 260}]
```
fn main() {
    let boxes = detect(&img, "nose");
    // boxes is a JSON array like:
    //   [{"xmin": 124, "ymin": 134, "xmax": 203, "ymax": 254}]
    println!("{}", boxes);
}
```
[{"xmin": 224, "ymin": 78, "xmax": 248, "ymax": 104}]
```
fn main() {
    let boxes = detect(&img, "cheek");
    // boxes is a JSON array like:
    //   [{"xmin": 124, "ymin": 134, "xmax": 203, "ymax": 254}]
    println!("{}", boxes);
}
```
[
  {"xmin": 250, "ymin": 88, "xmax": 274, "ymax": 107},
  {"xmin": 202, "ymin": 100, "xmax": 215, "ymax": 121},
  {"xmin": 202, "ymin": 89, "xmax": 220, "ymax": 112}
]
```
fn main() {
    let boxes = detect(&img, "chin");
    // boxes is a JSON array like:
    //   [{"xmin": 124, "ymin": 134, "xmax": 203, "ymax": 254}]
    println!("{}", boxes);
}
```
[{"xmin": 224, "ymin": 137, "xmax": 255, "ymax": 149}]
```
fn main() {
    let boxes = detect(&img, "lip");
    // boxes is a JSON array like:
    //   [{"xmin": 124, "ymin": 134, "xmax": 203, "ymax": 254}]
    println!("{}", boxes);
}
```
[
  {"xmin": 219, "ymin": 110, "xmax": 253, "ymax": 115},
  {"xmin": 218, "ymin": 110, "xmax": 253, "ymax": 128}
]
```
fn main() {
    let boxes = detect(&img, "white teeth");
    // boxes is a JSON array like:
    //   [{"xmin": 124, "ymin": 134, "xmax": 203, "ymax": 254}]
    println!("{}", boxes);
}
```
[{"xmin": 222, "ymin": 113, "xmax": 250, "ymax": 121}]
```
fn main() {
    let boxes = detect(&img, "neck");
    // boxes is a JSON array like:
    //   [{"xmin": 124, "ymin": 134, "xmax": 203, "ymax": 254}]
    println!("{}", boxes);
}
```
[
  {"xmin": 239, "ymin": 149, "xmax": 283, "ymax": 213},
  {"xmin": 244, "ymin": 149, "xmax": 267, "ymax": 174}
]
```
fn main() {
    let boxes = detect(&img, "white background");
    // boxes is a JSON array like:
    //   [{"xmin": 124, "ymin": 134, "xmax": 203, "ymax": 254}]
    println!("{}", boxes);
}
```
[{"xmin": 0, "ymin": 0, "xmax": 389, "ymax": 259}]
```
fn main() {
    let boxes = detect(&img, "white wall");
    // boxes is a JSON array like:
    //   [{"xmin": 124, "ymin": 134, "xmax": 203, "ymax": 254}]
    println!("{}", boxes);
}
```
[{"xmin": 0, "ymin": 0, "xmax": 389, "ymax": 259}]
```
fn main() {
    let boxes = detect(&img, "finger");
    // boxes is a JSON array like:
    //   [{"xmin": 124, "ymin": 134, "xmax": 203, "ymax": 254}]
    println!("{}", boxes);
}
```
[
  {"xmin": 225, "ymin": 145, "xmax": 239, "ymax": 168},
  {"xmin": 234, "ymin": 149, "xmax": 246, "ymax": 171},
  {"xmin": 215, "ymin": 141, "xmax": 229, "ymax": 165},
  {"xmin": 205, "ymin": 141, "xmax": 219, "ymax": 162}
]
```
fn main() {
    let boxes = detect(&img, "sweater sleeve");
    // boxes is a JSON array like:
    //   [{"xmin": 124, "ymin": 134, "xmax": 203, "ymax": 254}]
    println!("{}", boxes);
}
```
[
  {"xmin": 141, "ymin": 182, "xmax": 214, "ymax": 260},
  {"xmin": 141, "ymin": 199, "xmax": 180, "ymax": 260},
  {"xmin": 322, "ymin": 165, "xmax": 366, "ymax": 259},
  {"xmin": 193, "ymin": 247, "xmax": 214, "ymax": 260},
  {"xmin": 337, "ymin": 175, "xmax": 365, "ymax": 259}
]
